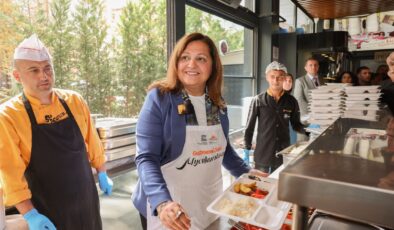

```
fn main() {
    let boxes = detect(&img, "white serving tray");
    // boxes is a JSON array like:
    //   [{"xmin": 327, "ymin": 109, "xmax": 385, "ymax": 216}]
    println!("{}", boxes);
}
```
[
  {"xmin": 346, "ymin": 93, "xmax": 381, "ymax": 101},
  {"xmin": 207, "ymin": 174, "xmax": 291, "ymax": 230},
  {"xmin": 345, "ymin": 100, "xmax": 380, "ymax": 105},
  {"xmin": 345, "ymin": 88, "xmax": 381, "ymax": 94},
  {"xmin": 344, "ymin": 85, "xmax": 380, "ymax": 91},
  {"xmin": 310, "ymin": 94, "xmax": 343, "ymax": 100}
]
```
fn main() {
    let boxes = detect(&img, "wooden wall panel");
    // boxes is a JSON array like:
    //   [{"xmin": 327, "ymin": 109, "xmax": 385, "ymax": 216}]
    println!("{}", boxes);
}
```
[{"xmin": 293, "ymin": 0, "xmax": 394, "ymax": 19}]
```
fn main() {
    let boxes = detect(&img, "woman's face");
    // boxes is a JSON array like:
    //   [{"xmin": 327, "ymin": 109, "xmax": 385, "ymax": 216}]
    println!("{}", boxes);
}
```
[
  {"xmin": 341, "ymin": 73, "xmax": 353, "ymax": 84},
  {"xmin": 283, "ymin": 76, "xmax": 293, "ymax": 91},
  {"xmin": 177, "ymin": 40, "xmax": 212, "ymax": 96}
]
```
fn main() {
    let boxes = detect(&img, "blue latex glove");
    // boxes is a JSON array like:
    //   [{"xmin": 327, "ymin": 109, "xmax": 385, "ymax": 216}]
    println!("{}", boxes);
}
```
[
  {"xmin": 243, "ymin": 149, "xmax": 250, "ymax": 165},
  {"xmin": 307, "ymin": 124, "xmax": 320, "ymax": 129},
  {"xmin": 23, "ymin": 208, "xmax": 56, "ymax": 230},
  {"xmin": 98, "ymin": 171, "xmax": 113, "ymax": 195}
]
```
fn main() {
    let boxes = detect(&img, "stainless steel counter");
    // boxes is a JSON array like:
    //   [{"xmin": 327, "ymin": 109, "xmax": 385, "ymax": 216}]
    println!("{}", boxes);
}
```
[{"xmin": 278, "ymin": 117, "xmax": 394, "ymax": 229}]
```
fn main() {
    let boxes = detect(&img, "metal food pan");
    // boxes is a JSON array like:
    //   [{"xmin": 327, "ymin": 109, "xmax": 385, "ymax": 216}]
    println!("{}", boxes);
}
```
[
  {"xmin": 101, "ymin": 135, "xmax": 136, "ymax": 150},
  {"xmin": 105, "ymin": 144, "xmax": 136, "ymax": 161},
  {"xmin": 276, "ymin": 141, "xmax": 309, "ymax": 166},
  {"xmin": 97, "ymin": 125, "xmax": 136, "ymax": 139},
  {"xmin": 96, "ymin": 118, "xmax": 137, "ymax": 138}
]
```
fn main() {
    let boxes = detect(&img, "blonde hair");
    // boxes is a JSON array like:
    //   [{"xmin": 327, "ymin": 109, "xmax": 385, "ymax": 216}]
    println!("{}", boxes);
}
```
[{"xmin": 148, "ymin": 33, "xmax": 225, "ymax": 108}]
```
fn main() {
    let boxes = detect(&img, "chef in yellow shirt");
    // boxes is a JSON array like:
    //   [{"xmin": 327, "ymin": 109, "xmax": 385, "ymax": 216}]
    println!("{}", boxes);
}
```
[{"xmin": 0, "ymin": 34, "xmax": 113, "ymax": 230}]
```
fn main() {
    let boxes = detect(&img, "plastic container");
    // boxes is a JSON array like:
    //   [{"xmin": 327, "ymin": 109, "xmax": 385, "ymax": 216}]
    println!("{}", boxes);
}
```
[
  {"xmin": 366, "ymin": 13, "xmax": 379, "ymax": 33},
  {"xmin": 207, "ymin": 175, "xmax": 291, "ymax": 229},
  {"xmin": 348, "ymin": 17, "xmax": 361, "ymax": 36}
]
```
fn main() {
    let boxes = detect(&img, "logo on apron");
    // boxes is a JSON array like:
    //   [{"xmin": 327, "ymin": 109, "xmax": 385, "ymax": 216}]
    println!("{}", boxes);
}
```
[
  {"xmin": 176, "ymin": 146, "xmax": 224, "ymax": 170},
  {"xmin": 45, "ymin": 112, "xmax": 66, "ymax": 123},
  {"xmin": 199, "ymin": 135, "xmax": 208, "ymax": 145},
  {"xmin": 198, "ymin": 133, "xmax": 218, "ymax": 145}
]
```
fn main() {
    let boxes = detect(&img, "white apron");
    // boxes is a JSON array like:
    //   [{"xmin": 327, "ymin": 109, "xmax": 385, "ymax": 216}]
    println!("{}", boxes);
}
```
[{"xmin": 147, "ymin": 124, "xmax": 227, "ymax": 230}]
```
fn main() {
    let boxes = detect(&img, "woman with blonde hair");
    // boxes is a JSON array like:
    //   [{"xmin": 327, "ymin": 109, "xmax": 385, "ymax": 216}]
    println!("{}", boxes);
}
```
[{"xmin": 132, "ymin": 33, "xmax": 266, "ymax": 230}]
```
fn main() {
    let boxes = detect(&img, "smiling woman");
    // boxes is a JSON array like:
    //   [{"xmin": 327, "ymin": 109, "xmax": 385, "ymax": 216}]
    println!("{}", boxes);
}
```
[
  {"xmin": 132, "ymin": 32, "xmax": 266, "ymax": 230},
  {"xmin": 177, "ymin": 40, "xmax": 213, "ymax": 96},
  {"xmin": 148, "ymin": 33, "xmax": 225, "ymax": 109}
]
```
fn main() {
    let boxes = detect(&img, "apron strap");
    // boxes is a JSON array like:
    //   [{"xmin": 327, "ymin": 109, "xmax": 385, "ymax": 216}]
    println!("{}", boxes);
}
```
[
  {"xmin": 22, "ymin": 93, "xmax": 38, "ymax": 127},
  {"xmin": 22, "ymin": 92, "xmax": 76, "ymax": 127},
  {"xmin": 57, "ymin": 96, "xmax": 76, "ymax": 121}
]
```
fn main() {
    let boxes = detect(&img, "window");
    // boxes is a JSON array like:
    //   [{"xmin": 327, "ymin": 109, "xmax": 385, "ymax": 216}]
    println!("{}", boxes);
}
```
[
  {"xmin": 280, "ymin": 0, "xmax": 295, "ymax": 32},
  {"xmin": 186, "ymin": 5, "xmax": 254, "ymax": 130},
  {"xmin": 240, "ymin": 0, "xmax": 255, "ymax": 12},
  {"xmin": 297, "ymin": 8, "xmax": 313, "ymax": 34},
  {"xmin": 1, "ymin": 0, "xmax": 167, "ymax": 117}
]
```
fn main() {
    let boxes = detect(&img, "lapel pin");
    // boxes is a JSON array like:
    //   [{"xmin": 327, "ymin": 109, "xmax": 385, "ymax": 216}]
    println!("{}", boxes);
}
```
[{"xmin": 178, "ymin": 104, "xmax": 187, "ymax": 115}]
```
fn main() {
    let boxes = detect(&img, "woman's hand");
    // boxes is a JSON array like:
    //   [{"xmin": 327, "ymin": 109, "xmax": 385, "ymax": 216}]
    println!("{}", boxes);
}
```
[
  {"xmin": 158, "ymin": 201, "xmax": 191, "ymax": 230},
  {"xmin": 248, "ymin": 168, "xmax": 269, "ymax": 177}
]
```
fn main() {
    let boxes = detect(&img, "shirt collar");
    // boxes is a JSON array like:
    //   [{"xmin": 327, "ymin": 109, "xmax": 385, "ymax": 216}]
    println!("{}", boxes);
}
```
[
  {"xmin": 23, "ymin": 90, "xmax": 56, "ymax": 106},
  {"xmin": 267, "ymin": 88, "xmax": 284, "ymax": 100},
  {"xmin": 307, "ymin": 73, "xmax": 318, "ymax": 80}
]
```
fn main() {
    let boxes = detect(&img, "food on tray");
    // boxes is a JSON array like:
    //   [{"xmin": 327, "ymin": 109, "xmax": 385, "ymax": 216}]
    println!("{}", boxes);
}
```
[
  {"xmin": 207, "ymin": 174, "xmax": 292, "ymax": 230},
  {"xmin": 248, "ymin": 175, "xmax": 262, "ymax": 181},
  {"xmin": 233, "ymin": 182, "xmax": 269, "ymax": 199},
  {"xmin": 216, "ymin": 197, "xmax": 257, "ymax": 219}
]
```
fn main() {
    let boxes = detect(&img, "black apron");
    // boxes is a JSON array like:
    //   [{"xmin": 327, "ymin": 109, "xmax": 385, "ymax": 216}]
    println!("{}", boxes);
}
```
[{"xmin": 22, "ymin": 93, "xmax": 102, "ymax": 230}]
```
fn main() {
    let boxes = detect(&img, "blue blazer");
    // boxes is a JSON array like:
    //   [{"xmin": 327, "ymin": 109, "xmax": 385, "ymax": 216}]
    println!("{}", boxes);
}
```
[{"xmin": 132, "ymin": 88, "xmax": 250, "ymax": 217}]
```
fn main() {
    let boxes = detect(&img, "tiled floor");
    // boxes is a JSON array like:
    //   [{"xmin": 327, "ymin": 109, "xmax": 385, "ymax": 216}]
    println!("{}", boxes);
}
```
[{"xmin": 100, "ymin": 169, "xmax": 143, "ymax": 230}]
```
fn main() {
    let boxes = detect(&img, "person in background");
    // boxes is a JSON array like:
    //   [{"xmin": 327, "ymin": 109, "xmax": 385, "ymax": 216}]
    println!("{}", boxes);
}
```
[
  {"xmin": 372, "ymin": 64, "xmax": 389, "ymax": 85},
  {"xmin": 381, "ymin": 52, "xmax": 394, "ymax": 115},
  {"xmin": 336, "ymin": 71, "xmax": 357, "ymax": 85},
  {"xmin": 355, "ymin": 66, "xmax": 372, "ymax": 86},
  {"xmin": 243, "ymin": 61, "xmax": 306, "ymax": 173},
  {"xmin": 283, "ymin": 73, "xmax": 296, "ymax": 144},
  {"xmin": 283, "ymin": 73, "xmax": 294, "ymax": 93},
  {"xmin": 0, "ymin": 34, "xmax": 113, "ymax": 230},
  {"xmin": 132, "ymin": 33, "xmax": 267, "ymax": 230},
  {"xmin": 294, "ymin": 57, "xmax": 323, "ymax": 141},
  {"xmin": 378, "ymin": 117, "xmax": 394, "ymax": 190}
]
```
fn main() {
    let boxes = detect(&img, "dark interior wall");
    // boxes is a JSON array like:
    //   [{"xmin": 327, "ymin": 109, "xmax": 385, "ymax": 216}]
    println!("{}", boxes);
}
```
[
  {"xmin": 256, "ymin": 0, "xmax": 280, "ymax": 93},
  {"xmin": 276, "ymin": 33, "xmax": 298, "ymax": 77}
]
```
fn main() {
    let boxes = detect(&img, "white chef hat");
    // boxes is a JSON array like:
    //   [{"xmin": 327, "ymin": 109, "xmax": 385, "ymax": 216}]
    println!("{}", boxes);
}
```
[
  {"xmin": 13, "ymin": 34, "xmax": 51, "ymax": 61},
  {"xmin": 265, "ymin": 61, "xmax": 287, "ymax": 74}
]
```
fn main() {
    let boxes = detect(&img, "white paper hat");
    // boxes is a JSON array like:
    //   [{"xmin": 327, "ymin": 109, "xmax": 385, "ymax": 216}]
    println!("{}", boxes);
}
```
[
  {"xmin": 13, "ymin": 34, "xmax": 51, "ymax": 61},
  {"xmin": 265, "ymin": 61, "xmax": 287, "ymax": 74}
]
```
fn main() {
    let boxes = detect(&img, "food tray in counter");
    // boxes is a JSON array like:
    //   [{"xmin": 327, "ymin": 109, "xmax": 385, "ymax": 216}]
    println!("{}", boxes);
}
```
[
  {"xmin": 207, "ymin": 174, "xmax": 291, "ymax": 230},
  {"xmin": 105, "ymin": 144, "xmax": 136, "ymax": 161},
  {"xmin": 276, "ymin": 141, "xmax": 309, "ymax": 165},
  {"xmin": 96, "ymin": 118, "xmax": 137, "ymax": 139},
  {"xmin": 101, "ymin": 134, "xmax": 136, "ymax": 150}
]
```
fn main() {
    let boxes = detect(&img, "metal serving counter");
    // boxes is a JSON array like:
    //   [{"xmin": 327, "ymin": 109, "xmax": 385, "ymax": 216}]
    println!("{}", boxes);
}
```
[{"xmin": 278, "ymin": 117, "xmax": 394, "ymax": 229}]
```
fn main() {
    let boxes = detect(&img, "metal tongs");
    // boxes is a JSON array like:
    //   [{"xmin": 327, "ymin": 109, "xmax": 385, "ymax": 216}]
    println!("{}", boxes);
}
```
[{"xmin": 228, "ymin": 219, "xmax": 246, "ymax": 230}]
